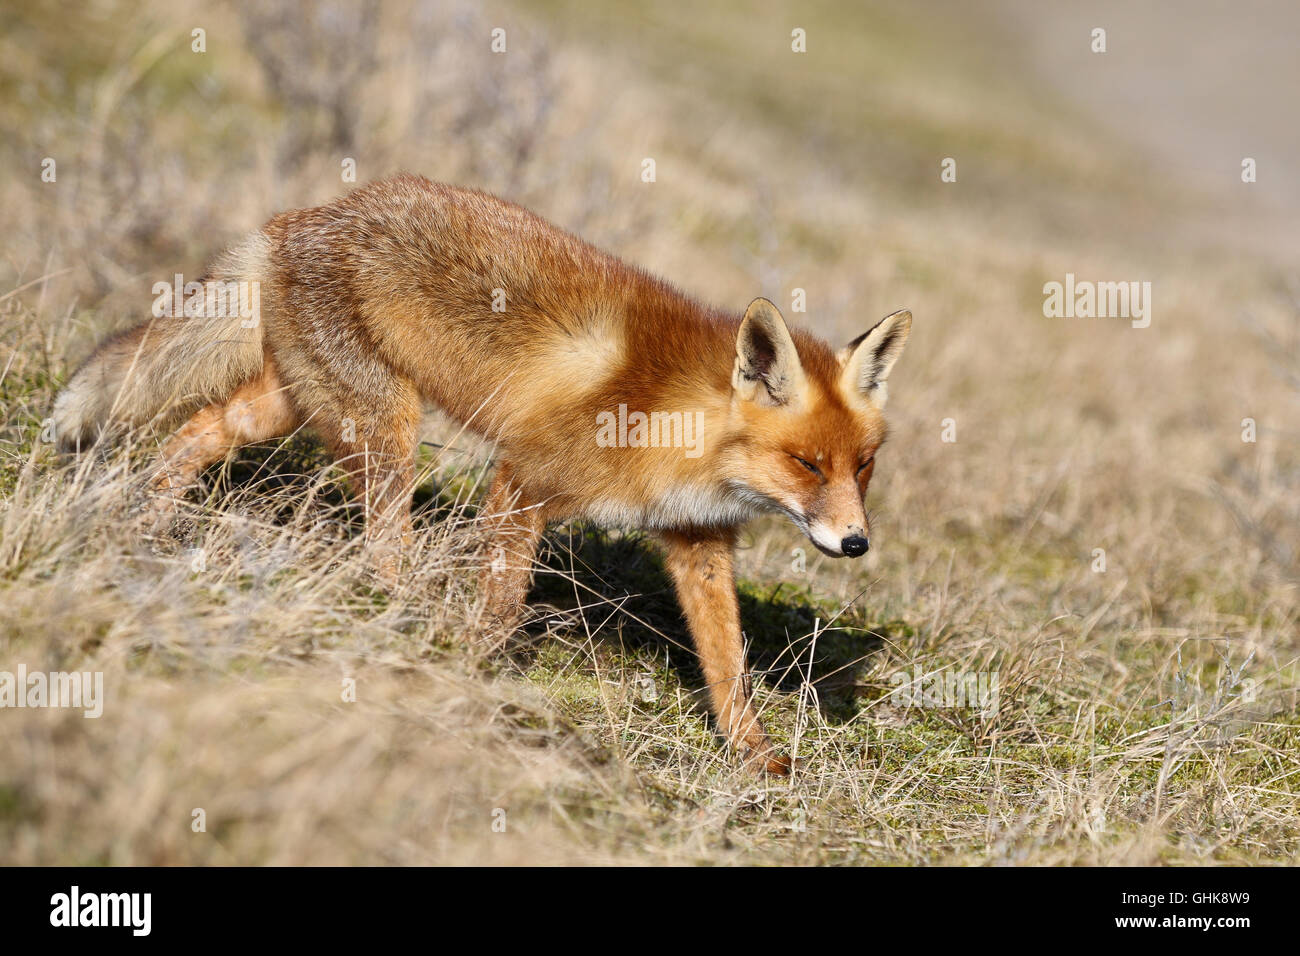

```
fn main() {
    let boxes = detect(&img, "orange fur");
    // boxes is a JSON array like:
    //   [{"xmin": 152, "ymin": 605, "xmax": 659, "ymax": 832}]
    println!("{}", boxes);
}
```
[{"xmin": 58, "ymin": 175, "xmax": 913, "ymax": 772}]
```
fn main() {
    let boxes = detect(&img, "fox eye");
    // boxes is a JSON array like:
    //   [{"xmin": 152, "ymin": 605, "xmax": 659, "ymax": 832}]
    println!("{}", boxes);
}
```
[
  {"xmin": 791, "ymin": 454, "xmax": 823, "ymax": 477},
  {"xmin": 856, "ymin": 456, "xmax": 875, "ymax": 476}
]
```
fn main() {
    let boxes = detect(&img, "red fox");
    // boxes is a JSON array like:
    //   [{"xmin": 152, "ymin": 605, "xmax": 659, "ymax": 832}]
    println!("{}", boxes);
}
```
[{"xmin": 53, "ymin": 175, "xmax": 911, "ymax": 773}]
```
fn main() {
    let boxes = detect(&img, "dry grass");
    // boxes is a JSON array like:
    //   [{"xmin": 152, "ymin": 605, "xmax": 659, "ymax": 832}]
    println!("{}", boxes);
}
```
[{"xmin": 0, "ymin": 0, "xmax": 1297, "ymax": 864}]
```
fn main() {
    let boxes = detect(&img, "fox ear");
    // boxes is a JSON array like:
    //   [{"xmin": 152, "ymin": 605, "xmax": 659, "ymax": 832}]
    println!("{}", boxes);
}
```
[
  {"xmin": 838, "ymin": 309, "xmax": 912, "ymax": 409},
  {"xmin": 733, "ymin": 298, "xmax": 806, "ymax": 406}
]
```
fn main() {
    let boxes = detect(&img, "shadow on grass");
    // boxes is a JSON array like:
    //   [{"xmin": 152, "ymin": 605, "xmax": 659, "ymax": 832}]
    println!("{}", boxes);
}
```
[
  {"xmin": 521, "ymin": 524, "xmax": 892, "ymax": 724},
  {"xmin": 206, "ymin": 438, "xmax": 484, "ymax": 528}
]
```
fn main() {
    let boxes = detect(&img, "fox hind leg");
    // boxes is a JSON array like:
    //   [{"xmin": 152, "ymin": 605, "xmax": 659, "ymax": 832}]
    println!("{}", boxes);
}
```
[
  {"xmin": 308, "ymin": 380, "xmax": 422, "ymax": 588},
  {"xmin": 147, "ymin": 354, "xmax": 299, "ymax": 523},
  {"xmin": 478, "ymin": 461, "xmax": 552, "ymax": 633}
]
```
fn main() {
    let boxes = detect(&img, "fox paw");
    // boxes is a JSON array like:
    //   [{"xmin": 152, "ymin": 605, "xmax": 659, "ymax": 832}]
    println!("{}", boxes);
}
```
[
  {"xmin": 742, "ymin": 748, "xmax": 795, "ymax": 777},
  {"xmin": 132, "ymin": 492, "xmax": 187, "ymax": 541}
]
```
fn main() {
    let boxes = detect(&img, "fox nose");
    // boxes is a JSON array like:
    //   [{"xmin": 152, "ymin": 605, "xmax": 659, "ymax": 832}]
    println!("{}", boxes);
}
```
[{"xmin": 841, "ymin": 534, "xmax": 869, "ymax": 558}]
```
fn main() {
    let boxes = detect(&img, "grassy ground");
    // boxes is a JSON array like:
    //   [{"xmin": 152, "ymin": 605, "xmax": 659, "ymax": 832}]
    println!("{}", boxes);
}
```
[{"xmin": 1, "ymin": 0, "xmax": 1297, "ymax": 864}]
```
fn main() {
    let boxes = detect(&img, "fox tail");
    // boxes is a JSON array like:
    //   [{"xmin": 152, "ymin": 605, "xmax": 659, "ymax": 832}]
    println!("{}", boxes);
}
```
[{"xmin": 52, "ymin": 231, "xmax": 271, "ymax": 451}]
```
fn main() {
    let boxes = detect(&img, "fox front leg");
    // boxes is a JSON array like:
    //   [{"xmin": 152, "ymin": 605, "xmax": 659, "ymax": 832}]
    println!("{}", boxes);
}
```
[{"xmin": 662, "ymin": 528, "xmax": 791, "ymax": 775}]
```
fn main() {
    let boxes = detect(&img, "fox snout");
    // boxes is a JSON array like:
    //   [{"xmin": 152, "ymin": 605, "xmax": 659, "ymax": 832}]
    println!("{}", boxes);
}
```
[
  {"xmin": 805, "ymin": 520, "xmax": 870, "ymax": 558},
  {"xmin": 841, "ymin": 533, "xmax": 869, "ymax": 557}
]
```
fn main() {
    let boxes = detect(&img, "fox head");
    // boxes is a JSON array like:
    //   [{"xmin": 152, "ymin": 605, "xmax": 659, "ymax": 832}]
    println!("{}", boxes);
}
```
[{"xmin": 724, "ymin": 297, "xmax": 912, "ymax": 558}]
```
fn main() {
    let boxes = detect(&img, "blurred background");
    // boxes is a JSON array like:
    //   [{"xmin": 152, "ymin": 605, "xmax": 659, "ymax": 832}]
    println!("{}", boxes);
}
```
[{"xmin": 0, "ymin": 0, "xmax": 1296, "ymax": 864}]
